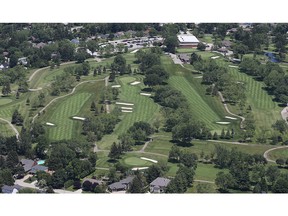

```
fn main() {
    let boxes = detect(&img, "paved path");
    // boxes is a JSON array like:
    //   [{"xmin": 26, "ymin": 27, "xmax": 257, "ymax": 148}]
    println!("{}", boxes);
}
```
[
  {"xmin": 139, "ymin": 139, "xmax": 152, "ymax": 152},
  {"xmin": 104, "ymin": 76, "xmax": 110, "ymax": 114},
  {"xmin": 0, "ymin": 117, "xmax": 19, "ymax": 139},
  {"xmin": 263, "ymin": 146, "xmax": 288, "ymax": 163},
  {"xmin": 32, "ymin": 78, "xmax": 105, "ymax": 123},
  {"xmin": 15, "ymin": 174, "xmax": 38, "ymax": 189},
  {"xmin": 28, "ymin": 88, "xmax": 43, "ymax": 91},
  {"xmin": 218, "ymin": 91, "xmax": 245, "ymax": 129},
  {"xmin": 194, "ymin": 179, "xmax": 215, "ymax": 184},
  {"xmin": 281, "ymin": 107, "xmax": 288, "ymax": 125}
]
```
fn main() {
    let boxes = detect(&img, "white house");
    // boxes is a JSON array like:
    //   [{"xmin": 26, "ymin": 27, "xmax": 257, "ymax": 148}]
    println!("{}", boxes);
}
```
[{"xmin": 177, "ymin": 34, "xmax": 200, "ymax": 48}]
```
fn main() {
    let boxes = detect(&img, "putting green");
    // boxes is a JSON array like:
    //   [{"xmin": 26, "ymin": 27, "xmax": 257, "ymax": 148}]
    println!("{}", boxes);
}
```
[
  {"xmin": 0, "ymin": 98, "xmax": 12, "ymax": 106},
  {"xmin": 124, "ymin": 157, "xmax": 152, "ymax": 166}
]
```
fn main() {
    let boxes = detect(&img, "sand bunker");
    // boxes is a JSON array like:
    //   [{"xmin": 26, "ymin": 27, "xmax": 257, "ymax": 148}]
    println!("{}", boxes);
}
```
[
  {"xmin": 116, "ymin": 102, "xmax": 134, "ymax": 106},
  {"xmin": 130, "ymin": 81, "xmax": 141, "ymax": 85},
  {"xmin": 211, "ymin": 56, "xmax": 220, "ymax": 59},
  {"xmin": 225, "ymin": 116, "xmax": 237, "ymax": 120},
  {"xmin": 194, "ymin": 76, "xmax": 203, "ymax": 78},
  {"xmin": 140, "ymin": 157, "xmax": 158, "ymax": 163},
  {"xmin": 72, "ymin": 116, "xmax": 86, "ymax": 121},
  {"xmin": 229, "ymin": 65, "xmax": 239, "ymax": 68},
  {"xmin": 111, "ymin": 85, "xmax": 121, "ymax": 88},
  {"xmin": 130, "ymin": 49, "xmax": 139, "ymax": 54},
  {"xmin": 140, "ymin": 93, "xmax": 151, "ymax": 96},
  {"xmin": 131, "ymin": 167, "xmax": 149, "ymax": 171},
  {"xmin": 121, "ymin": 107, "xmax": 133, "ymax": 110},
  {"xmin": 46, "ymin": 122, "xmax": 55, "ymax": 126},
  {"xmin": 121, "ymin": 110, "xmax": 133, "ymax": 113},
  {"xmin": 216, "ymin": 122, "xmax": 231, "ymax": 125}
]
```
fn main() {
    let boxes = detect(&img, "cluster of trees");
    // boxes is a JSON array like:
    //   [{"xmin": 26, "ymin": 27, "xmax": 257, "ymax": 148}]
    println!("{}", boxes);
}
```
[
  {"xmin": 11, "ymin": 110, "xmax": 24, "ymax": 126},
  {"xmin": 50, "ymin": 71, "xmax": 76, "ymax": 96},
  {"xmin": 115, "ymin": 121, "xmax": 154, "ymax": 155},
  {"xmin": 154, "ymin": 85, "xmax": 210, "ymax": 143},
  {"xmin": 212, "ymin": 145, "xmax": 288, "ymax": 192},
  {"xmin": 82, "ymin": 111, "xmax": 120, "ymax": 142}
]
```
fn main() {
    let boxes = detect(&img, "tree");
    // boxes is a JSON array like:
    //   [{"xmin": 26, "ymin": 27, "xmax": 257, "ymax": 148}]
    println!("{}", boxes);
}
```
[
  {"xmin": 164, "ymin": 36, "xmax": 179, "ymax": 53},
  {"xmin": 11, "ymin": 110, "xmax": 24, "ymax": 125},
  {"xmin": 276, "ymin": 158, "xmax": 285, "ymax": 167},
  {"xmin": 180, "ymin": 151, "xmax": 198, "ymax": 169},
  {"xmin": 272, "ymin": 174, "xmax": 288, "ymax": 193},
  {"xmin": 51, "ymin": 169, "xmax": 67, "ymax": 189},
  {"xmin": 197, "ymin": 42, "xmax": 206, "ymax": 51},
  {"xmin": 129, "ymin": 172, "xmax": 147, "ymax": 193},
  {"xmin": 272, "ymin": 120, "xmax": 288, "ymax": 134},
  {"xmin": 90, "ymin": 101, "xmax": 96, "ymax": 111},
  {"xmin": 2, "ymin": 82, "xmax": 11, "ymax": 96},
  {"xmin": 26, "ymin": 98, "xmax": 30, "ymax": 105},
  {"xmin": 215, "ymin": 172, "xmax": 235, "ymax": 192},
  {"xmin": 146, "ymin": 164, "xmax": 162, "ymax": 183},
  {"xmin": 266, "ymin": 165, "xmax": 280, "ymax": 185},
  {"xmin": 0, "ymin": 169, "xmax": 14, "ymax": 186},
  {"xmin": 213, "ymin": 132, "xmax": 218, "ymax": 140},
  {"xmin": 196, "ymin": 183, "xmax": 214, "ymax": 193},
  {"xmin": 144, "ymin": 65, "xmax": 169, "ymax": 87},
  {"xmin": 38, "ymin": 92, "xmax": 46, "ymax": 107},
  {"xmin": 111, "ymin": 54, "xmax": 126, "ymax": 75},
  {"xmin": 108, "ymin": 142, "xmax": 122, "ymax": 160},
  {"xmin": 88, "ymin": 153, "xmax": 97, "ymax": 167},
  {"xmin": 168, "ymin": 145, "xmax": 182, "ymax": 162}
]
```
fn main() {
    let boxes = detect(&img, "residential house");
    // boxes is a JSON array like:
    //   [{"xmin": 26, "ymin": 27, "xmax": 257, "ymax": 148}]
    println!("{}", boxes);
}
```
[
  {"xmin": 221, "ymin": 40, "xmax": 232, "ymax": 48},
  {"xmin": 20, "ymin": 159, "xmax": 36, "ymax": 172},
  {"xmin": 0, "ymin": 63, "xmax": 9, "ymax": 71},
  {"xmin": 82, "ymin": 178, "xmax": 103, "ymax": 187},
  {"xmin": 34, "ymin": 42, "xmax": 47, "ymax": 49},
  {"xmin": 217, "ymin": 47, "xmax": 228, "ymax": 54},
  {"xmin": 108, "ymin": 176, "xmax": 134, "ymax": 192},
  {"xmin": 18, "ymin": 57, "xmax": 28, "ymax": 65},
  {"xmin": 29, "ymin": 165, "xmax": 48, "ymax": 174},
  {"xmin": 177, "ymin": 34, "xmax": 200, "ymax": 48},
  {"xmin": 70, "ymin": 38, "xmax": 80, "ymax": 45},
  {"xmin": 178, "ymin": 54, "xmax": 190, "ymax": 63},
  {"xmin": 1, "ymin": 184, "xmax": 22, "ymax": 194},
  {"xmin": 114, "ymin": 31, "xmax": 125, "ymax": 38},
  {"xmin": 150, "ymin": 177, "xmax": 171, "ymax": 193}
]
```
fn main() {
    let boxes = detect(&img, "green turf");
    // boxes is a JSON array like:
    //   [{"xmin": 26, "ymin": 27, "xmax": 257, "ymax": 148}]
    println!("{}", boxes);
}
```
[
  {"xmin": 266, "ymin": 148, "xmax": 288, "ymax": 161},
  {"xmin": 0, "ymin": 121, "xmax": 15, "ymax": 137},
  {"xmin": 0, "ymin": 98, "xmax": 13, "ymax": 106},
  {"xmin": 195, "ymin": 163, "xmax": 228, "ymax": 182},
  {"xmin": 123, "ymin": 156, "xmax": 152, "ymax": 166},
  {"xmin": 186, "ymin": 181, "xmax": 218, "ymax": 193},
  {"xmin": 98, "ymin": 75, "xmax": 160, "ymax": 149}
]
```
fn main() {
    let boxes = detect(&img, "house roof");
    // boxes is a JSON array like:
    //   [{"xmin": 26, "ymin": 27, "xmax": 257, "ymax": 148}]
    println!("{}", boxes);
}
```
[
  {"xmin": 222, "ymin": 40, "xmax": 232, "ymax": 47},
  {"xmin": 29, "ymin": 165, "xmax": 48, "ymax": 174},
  {"xmin": 83, "ymin": 178, "xmax": 103, "ymax": 185},
  {"xmin": 108, "ymin": 182, "xmax": 126, "ymax": 190},
  {"xmin": 1, "ymin": 184, "xmax": 22, "ymax": 194},
  {"xmin": 20, "ymin": 159, "xmax": 35, "ymax": 172},
  {"xmin": 119, "ymin": 176, "xmax": 134, "ymax": 184},
  {"xmin": 177, "ymin": 35, "xmax": 199, "ymax": 43},
  {"xmin": 150, "ymin": 177, "xmax": 171, "ymax": 187},
  {"xmin": 71, "ymin": 39, "xmax": 80, "ymax": 44},
  {"xmin": 178, "ymin": 54, "xmax": 190, "ymax": 61}
]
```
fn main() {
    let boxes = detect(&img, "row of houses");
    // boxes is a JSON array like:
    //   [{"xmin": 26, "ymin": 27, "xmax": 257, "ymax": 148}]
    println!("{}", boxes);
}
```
[{"xmin": 108, "ymin": 176, "xmax": 171, "ymax": 193}]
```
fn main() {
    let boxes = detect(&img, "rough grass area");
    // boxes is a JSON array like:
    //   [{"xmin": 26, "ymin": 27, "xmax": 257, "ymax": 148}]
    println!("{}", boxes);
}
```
[
  {"xmin": 266, "ymin": 148, "xmax": 288, "ymax": 161},
  {"xmin": 0, "ymin": 121, "xmax": 15, "ymax": 137}
]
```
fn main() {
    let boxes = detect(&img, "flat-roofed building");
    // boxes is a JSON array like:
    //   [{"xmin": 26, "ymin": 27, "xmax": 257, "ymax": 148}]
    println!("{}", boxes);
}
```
[{"xmin": 177, "ymin": 34, "xmax": 199, "ymax": 48}]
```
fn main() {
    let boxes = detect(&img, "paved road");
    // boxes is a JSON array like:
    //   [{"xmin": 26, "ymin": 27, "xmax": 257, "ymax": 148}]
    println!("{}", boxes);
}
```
[
  {"xmin": 218, "ymin": 91, "xmax": 245, "ymax": 129},
  {"xmin": 15, "ymin": 174, "xmax": 38, "ymax": 189},
  {"xmin": 263, "ymin": 146, "xmax": 288, "ymax": 163},
  {"xmin": 0, "ymin": 117, "xmax": 19, "ymax": 139},
  {"xmin": 32, "ymin": 79, "xmax": 105, "ymax": 123}
]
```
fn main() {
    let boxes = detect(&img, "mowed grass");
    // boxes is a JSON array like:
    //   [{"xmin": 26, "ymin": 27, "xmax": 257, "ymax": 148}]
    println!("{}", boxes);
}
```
[
  {"xmin": 46, "ymin": 93, "xmax": 91, "ymax": 140},
  {"xmin": 98, "ymin": 76, "xmax": 160, "ymax": 149},
  {"xmin": 195, "ymin": 163, "xmax": 228, "ymax": 182},
  {"xmin": 0, "ymin": 98, "xmax": 12, "ymax": 106},
  {"xmin": 0, "ymin": 121, "xmax": 15, "ymax": 137},
  {"xmin": 266, "ymin": 148, "xmax": 288, "ymax": 161},
  {"xmin": 227, "ymin": 65, "xmax": 281, "ymax": 135}
]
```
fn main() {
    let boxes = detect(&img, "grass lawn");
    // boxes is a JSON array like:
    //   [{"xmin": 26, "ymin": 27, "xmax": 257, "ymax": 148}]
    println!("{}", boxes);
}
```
[
  {"xmin": 38, "ymin": 81, "xmax": 105, "ymax": 141},
  {"xmin": 225, "ymin": 63, "xmax": 281, "ymax": 137},
  {"xmin": 0, "ymin": 98, "xmax": 13, "ymax": 106},
  {"xmin": 123, "ymin": 156, "xmax": 153, "ymax": 166},
  {"xmin": 186, "ymin": 181, "xmax": 218, "ymax": 193},
  {"xmin": 195, "ymin": 163, "xmax": 227, "ymax": 182},
  {"xmin": 161, "ymin": 54, "xmax": 233, "ymax": 133},
  {"xmin": 98, "ymin": 75, "xmax": 160, "ymax": 149},
  {"xmin": 266, "ymin": 148, "xmax": 288, "ymax": 161},
  {"xmin": 0, "ymin": 121, "xmax": 15, "ymax": 137}
]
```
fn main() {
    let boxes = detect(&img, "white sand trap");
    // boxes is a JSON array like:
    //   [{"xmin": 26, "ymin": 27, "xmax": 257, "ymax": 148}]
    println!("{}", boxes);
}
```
[
  {"xmin": 194, "ymin": 76, "xmax": 203, "ymax": 78},
  {"xmin": 121, "ymin": 110, "xmax": 133, "ymax": 113},
  {"xmin": 130, "ymin": 49, "xmax": 139, "ymax": 54},
  {"xmin": 211, "ymin": 56, "xmax": 220, "ymax": 59},
  {"xmin": 46, "ymin": 122, "xmax": 55, "ymax": 126},
  {"xmin": 121, "ymin": 107, "xmax": 133, "ymax": 110},
  {"xmin": 72, "ymin": 116, "xmax": 86, "ymax": 121},
  {"xmin": 140, "ymin": 93, "xmax": 151, "ymax": 96},
  {"xmin": 111, "ymin": 85, "xmax": 121, "ymax": 88},
  {"xmin": 140, "ymin": 157, "xmax": 158, "ymax": 163},
  {"xmin": 130, "ymin": 81, "xmax": 141, "ymax": 85},
  {"xmin": 236, "ymin": 81, "xmax": 244, "ymax": 84},
  {"xmin": 131, "ymin": 167, "xmax": 149, "ymax": 171},
  {"xmin": 229, "ymin": 65, "xmax": 239, "ymax": 68},
  {"xmin": 216, "ymin": 122, "xmax": 231, "ymax": 125},
  {"xmin": 116, "ymin": 102, "xmax": 134, "ymax": 106},
  {"xmin": 225, "ymin": 116, "xmax": 237, "ymax": 120}
]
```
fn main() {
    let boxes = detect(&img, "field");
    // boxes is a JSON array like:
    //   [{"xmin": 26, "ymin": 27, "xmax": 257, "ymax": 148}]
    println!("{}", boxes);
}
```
[
  {"xmin": 98, "ymin": 75, "xmax": 160, "ymax": 149},
  {"xmin": 161, "ymin": 55, "xmax": 232, "ymax": 133},
  {"xmin": 224, "ymin": 62, "xmax": 282, "ymax": 136},
  {"xmin": 38, "ymin": 81, "xmax": 105, "ymax": 141}
]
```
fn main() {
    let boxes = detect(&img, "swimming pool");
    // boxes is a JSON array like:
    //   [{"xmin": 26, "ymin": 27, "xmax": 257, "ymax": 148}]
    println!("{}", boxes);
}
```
[{"xmin": 37, "ymin": 160, "xmax": 45, "ymax": 165}]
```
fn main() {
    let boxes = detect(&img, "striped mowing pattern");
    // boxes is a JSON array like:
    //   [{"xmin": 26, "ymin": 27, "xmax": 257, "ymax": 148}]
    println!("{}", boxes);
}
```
[
  {"xmin": 47, "ymin": 93, "xmax": 91, "ymax": 140},
  {"xmin": 169, "ymin": 75, "xmax": 223, "ymax": 130}
]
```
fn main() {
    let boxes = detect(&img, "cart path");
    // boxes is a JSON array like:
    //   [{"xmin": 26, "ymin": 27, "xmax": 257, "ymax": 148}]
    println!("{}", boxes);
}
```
[
  {"xmin": 263, "ymin": 146, "xmax": 288, "ymax": 163},
  {"xmin": 104, "ymin": 76, "xmax": 110, "ymax": 114},
  {"xmin": 218, "ymin": 91, "xmax": 245, "ymax": 129},
  {"xmin": 194, "ymin": 179, "xmax": 215, "ymax": 184},
  {"xmin": 32, "ymin": 78, "xmax": 105, "ymax": 123},
  {"xmin": 0, "ymin": 117, "xmax": 19, "ymax": 139},
  {"xmin": 281, "ymin": 106, "xmax": 288, "ymax": 125}
]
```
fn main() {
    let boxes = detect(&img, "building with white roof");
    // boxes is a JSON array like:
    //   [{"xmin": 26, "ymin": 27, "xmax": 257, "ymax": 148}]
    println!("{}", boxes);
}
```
[{"xmin": 177, "ymin": 34, "xmax": 200, "ymax": 48}]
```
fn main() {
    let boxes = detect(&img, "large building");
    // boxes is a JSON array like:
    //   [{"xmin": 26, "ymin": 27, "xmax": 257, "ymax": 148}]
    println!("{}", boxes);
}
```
[{"xmin": 177, "ymin": 34, "xmax": 200, "ymax": 48}]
